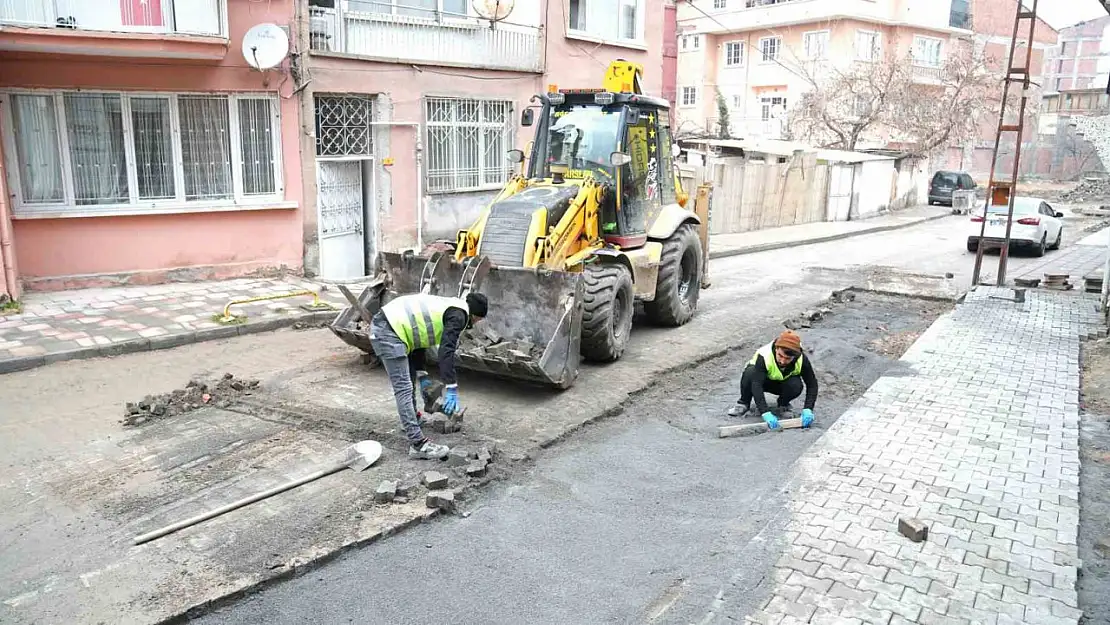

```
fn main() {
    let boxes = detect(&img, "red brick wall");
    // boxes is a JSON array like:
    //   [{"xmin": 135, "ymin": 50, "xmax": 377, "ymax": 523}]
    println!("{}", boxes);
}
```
[{"xmin": 970, "ymin": 0, "xmax": 1058, "ymax": 44}]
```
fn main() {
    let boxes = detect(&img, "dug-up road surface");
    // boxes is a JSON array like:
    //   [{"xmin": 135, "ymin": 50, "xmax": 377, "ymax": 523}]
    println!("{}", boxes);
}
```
[
  {"xmin": 195, "ymin": 292, "xmax": 951, "ymax": 625},
  {"xmin": 0, "ymin": 214, "xmax": 1093, "ymax": 625}
]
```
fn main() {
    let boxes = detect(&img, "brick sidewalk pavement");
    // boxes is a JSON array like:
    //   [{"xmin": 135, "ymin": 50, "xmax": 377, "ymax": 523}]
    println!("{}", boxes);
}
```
[
  {"xmin": 743, "ymin": 288, "xmax": 1106, "ymax": 625},
  {"xmin": 1012, "ymin": 245, "xmax": 1106, "ymax": 286},
  {"xmin": 0, "ymin": 277, "xmax": 351, "ymax": 374}
]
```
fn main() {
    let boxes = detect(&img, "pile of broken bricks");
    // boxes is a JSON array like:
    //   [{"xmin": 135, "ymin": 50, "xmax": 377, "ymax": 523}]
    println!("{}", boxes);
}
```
[
  {"xmin": 374, "ymin": 444, "xmax": 498, "ymax": 513},
  {"xmin": 460, "ymin": 326, "xmax": 544, "ymax": 361}
]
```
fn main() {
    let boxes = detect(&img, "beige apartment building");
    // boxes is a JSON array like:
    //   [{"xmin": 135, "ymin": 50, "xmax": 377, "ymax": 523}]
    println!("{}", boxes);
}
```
[{"xmin": 674, "ymin": 0, "xmax": 1056, "ymax": 177}]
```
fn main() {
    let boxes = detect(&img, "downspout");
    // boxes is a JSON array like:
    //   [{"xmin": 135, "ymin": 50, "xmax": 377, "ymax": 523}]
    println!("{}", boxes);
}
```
[
  {"xmin": 0, "ymin": 130, "xmax": 19, "ymax": 300},
  {"xmin": 365, "ymin": 121, "xmax": 424, "ymax": 250}
]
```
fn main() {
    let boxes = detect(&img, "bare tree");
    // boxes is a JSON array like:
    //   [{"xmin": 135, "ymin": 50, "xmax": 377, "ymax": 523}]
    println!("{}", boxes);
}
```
[{"xmin": 787, "ymin": 38, "xmax": 997, "ymax": 156}]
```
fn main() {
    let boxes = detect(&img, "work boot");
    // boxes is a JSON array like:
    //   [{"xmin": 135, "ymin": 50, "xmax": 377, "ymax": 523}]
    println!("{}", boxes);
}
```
[
  {"xmin": 409, "ymin": 440, "xmax": 450, "ymax": 460},
  {"xmin": 727, "ymin": 403, "xmax": 751, "ymax": 418}
]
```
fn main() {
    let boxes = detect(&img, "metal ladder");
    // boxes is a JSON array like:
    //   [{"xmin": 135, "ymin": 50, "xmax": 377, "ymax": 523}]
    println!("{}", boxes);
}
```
[{"xmin": 971, "ymin": 0, "xmax": 1041, "ymax": 286}]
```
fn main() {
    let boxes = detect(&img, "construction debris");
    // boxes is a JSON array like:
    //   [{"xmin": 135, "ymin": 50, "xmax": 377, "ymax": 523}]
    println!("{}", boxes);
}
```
[
  {"xmin": 423, "ymin": 471, "xmax": 449, "ymax": 490},
  {"xmin": 426, "ymin": 490, "xmax": 456, "ymax": 511},
  {"xmin": 465, "ymin": 462, "xmax": 488, "ymax": 478},
  {"xmin": 460, "ymin": 326, "xmax": 544, "ymax": 360},
  {"xmin": 375, "ymin": 480, "xmax": 398, "ymax": 503},
  {"xmin": 1085, "ymin": 271, "xmax": 1104, "ymax": 294},
  {"xmin": 121, "ymin": 373, "xmax": 260, "ymax": 426},
  {"xmin": 898, "ymin": 517, "xmax": 929, "ymax": 543},
  {"xmin": 1058, "ymin": 177, "xmax": 1110, "ymax": 203}
]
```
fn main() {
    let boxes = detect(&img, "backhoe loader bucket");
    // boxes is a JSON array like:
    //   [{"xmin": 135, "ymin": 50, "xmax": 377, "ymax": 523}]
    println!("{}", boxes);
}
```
[{"xmin": 378, "ymin": 251, "xmax": 584, "ymax": 389}]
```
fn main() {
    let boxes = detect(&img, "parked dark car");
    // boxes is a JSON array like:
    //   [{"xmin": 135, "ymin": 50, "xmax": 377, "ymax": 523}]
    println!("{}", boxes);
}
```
[{"xmin": 929, "ymin": 170, "xmax": 977, "ymax": 206}]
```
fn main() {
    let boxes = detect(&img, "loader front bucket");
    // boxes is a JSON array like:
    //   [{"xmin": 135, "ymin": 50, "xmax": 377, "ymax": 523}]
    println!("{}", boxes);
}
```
[{"xmin": 378, "ymin": 251, "xmax": 583, "ymax": 389}]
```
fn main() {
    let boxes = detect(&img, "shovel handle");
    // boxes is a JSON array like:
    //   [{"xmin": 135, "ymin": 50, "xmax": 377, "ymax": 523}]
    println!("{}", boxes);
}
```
[{"xmin": 133, "ymin": 461, "xmax": 345, "ymax": 546}]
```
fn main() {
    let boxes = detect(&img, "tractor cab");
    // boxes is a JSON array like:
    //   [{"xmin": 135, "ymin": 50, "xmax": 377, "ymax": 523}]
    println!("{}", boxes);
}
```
[{"xmin": 524, "ymin": 68, "xmax": 678, "ymax": 249}]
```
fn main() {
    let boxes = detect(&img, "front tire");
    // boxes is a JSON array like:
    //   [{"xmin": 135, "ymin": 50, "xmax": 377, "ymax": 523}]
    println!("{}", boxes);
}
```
[
  {"xmin": 644, "ymin": 223, "xmax": 702, "ymax": 326},
  {"xmin": 580, "ymin": 263, "xmax": 634, "ymax": 362}
]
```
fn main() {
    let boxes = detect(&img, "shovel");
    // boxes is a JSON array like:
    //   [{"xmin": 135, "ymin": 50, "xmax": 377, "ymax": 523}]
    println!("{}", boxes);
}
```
[{"xmin": 133, "ymin": 440, "xmax": 383, "ymax": 546}]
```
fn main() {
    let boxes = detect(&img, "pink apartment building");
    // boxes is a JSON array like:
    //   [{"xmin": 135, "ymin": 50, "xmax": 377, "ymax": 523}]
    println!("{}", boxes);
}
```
[
  {"xmin": 0, "ymin": 0, "xmax": 667, "ymax": 299},
  {"xmin": 671, "ymin": 0, "xmax": 1055, "ymax": 179},
  {"xmin": 0, "ymin": 0, "xmax": 304, "ymax": 298},
  {"xmin": 298, "ymin": 0, "xmax": 664, "ymax": 282}
]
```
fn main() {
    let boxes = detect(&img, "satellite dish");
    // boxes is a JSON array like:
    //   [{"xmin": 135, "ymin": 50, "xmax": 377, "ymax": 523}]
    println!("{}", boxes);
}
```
[
  {"xmin": 242, "ymin": 23, "xmax": 289, "ymax": 70},
  {"xmin": 472, "ymin": 0, "xmax": 515, "ymax": 21}
]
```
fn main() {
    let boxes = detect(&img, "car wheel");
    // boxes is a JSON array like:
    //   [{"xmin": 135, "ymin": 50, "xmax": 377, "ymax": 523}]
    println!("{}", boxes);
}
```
[
  {"xmin": 1050, "ymin": 228, "xmax": 1062, "ymax": 250},
  {"xmin": 1032, "ymin": 234, "xmax": 1046, "ymax": 257},
  {"xmin": 966, "ymin": 238, "xmax": 978, "ymax": 253}
]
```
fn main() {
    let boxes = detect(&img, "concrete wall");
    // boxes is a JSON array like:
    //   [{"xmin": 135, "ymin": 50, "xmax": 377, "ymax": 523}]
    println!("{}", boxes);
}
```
[
  {"xmin": 0, "ymin": 0, "xmax": 304, "ymax": 290},
  {"xmin": 856, "ymin": 159, "xmax": 896, "ymax": 218}
]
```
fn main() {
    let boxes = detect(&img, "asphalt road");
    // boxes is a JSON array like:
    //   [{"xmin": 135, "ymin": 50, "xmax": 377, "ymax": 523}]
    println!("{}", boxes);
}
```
[{"xmin": 192, "ymin": 294, "xmax": 946, "ymax": 625}]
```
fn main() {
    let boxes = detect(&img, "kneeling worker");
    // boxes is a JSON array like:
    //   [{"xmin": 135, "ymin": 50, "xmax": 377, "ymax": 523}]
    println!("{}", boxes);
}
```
[
  {"xmin": 369, "ymin": 291, "xmax": 489, "ymax": 459},
  {"xmin": 727, "ymin": 330, "xmax": 818, "ymax": 429}
]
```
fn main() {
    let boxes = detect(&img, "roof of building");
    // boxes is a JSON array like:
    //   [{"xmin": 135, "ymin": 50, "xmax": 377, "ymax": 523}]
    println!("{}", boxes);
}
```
[{"xmin": 680, "ymin": 138, "xmax": 894, "ymax": 164}]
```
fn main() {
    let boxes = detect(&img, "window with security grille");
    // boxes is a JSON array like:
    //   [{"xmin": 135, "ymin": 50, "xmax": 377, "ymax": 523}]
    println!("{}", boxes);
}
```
[
  {"xmin": 425, "ymin": 97, "xmax": 513, "ymax": 193},
  {"xmin": 315, "ymin": 95, "xmax": 373, "ymax": 156},
  {"xmin": 2, "ymin": 90, "xmax": 281, "ymax": 215}
]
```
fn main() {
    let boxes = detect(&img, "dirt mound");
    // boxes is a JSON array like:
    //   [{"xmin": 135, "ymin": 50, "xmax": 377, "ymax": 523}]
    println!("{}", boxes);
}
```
[
  {"xmin": 1059, "ymin": 177, "xmax": 1110, "ymax": 203},
  {"xmin": 121, "ymin": 373, "xmax": 260, "ymax": 426}
]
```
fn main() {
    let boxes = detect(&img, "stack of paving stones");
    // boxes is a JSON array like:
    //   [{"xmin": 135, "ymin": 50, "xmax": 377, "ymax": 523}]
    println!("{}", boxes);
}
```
[
  {"xmin": 0, "ymin": 278, "xmax": 347, "ymax": 373},
  {"xmin": 745, "ymin": 287, "xmax": 1105, "ymax": 625}
]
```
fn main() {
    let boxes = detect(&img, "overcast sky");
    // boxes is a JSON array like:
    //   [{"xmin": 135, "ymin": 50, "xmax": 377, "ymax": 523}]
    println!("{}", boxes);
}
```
[{"xmin": 1037, "ymin": 0, "xmax": 1108, "ymax": 29}]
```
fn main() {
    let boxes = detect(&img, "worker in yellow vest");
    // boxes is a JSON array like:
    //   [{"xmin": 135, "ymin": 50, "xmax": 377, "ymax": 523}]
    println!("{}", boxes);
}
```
[
  {"xmin": 369, "ymin": 291, "xmax": 489, "ymax": 459},
  {"xmin": 727, "ymin": 330, "xmax": 818, "ymax": 429}
]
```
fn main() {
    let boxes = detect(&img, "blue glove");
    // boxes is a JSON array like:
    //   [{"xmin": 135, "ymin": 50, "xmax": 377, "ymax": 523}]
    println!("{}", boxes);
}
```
[
  {"xmin": 443, "ymin": 385, "xmax": 459, "ymax": 415},
  {"xmin": 802, "ymin": 409, "xmax": 814, "ymax": 428},
  {"xmin": 762, "ymin": 412, "xmax": 780, "ymax": 430},
  {"xmin": 418, "ymin": 376, "xmax": 433, "ymax": 394}
]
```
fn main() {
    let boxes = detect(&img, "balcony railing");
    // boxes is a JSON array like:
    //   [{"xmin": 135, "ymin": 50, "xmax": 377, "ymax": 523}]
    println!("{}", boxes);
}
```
[
  {"xmin": 910, "ymin": 64, "xmax": 944, "ymax": 84},
  {"xmin": 309, "ymin": 4, "xmax": 543, "ymax": 73},
  {"xmin": 0, "ymin": 0, "xmax": 225, "ymax": 37}
]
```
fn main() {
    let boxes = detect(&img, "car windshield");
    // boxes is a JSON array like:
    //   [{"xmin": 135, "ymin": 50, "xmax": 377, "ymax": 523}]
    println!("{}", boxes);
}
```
[
  {"xmin": 543, "ymin": 104, "xmax": 621, "ymax": 177},
  {"xmin": 987, "ymin": 198, "xmax": 1039, "ymax": 214}
]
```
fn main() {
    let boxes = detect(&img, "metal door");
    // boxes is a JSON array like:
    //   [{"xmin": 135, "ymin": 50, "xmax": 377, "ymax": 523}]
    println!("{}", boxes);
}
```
[
  {"xmin": 827, "ymin": 164, "xmax": 854, "ymax": 222},
  {"xmin": 317, "ymin": 158, "xmax": 368, "ymax": 280}
]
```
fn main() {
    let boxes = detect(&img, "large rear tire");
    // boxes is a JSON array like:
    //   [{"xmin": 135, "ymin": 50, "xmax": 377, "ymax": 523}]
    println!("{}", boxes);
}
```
[
  {"xmin": 580, "ymin": 263, "xmax": 634, "ymax": 363},
  {"xmin": 644, "ymin": 223, "xmax": 702, "ymax": 326}
]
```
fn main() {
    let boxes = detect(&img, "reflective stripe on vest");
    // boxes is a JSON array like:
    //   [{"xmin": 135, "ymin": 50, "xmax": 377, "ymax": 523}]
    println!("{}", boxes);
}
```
[
  {"xmin": 748, "ymin": 342, "xmax": 804, "ymax": 382},
  {"xmin": 381, "ymin": 294, "xmax": 469, "ymax": 353}
]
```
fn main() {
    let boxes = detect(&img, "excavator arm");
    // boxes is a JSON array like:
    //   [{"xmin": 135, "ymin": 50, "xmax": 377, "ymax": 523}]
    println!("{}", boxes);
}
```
[{"xmin": 535, "ymin": 180, "xmax": 605, "ymax": 271}]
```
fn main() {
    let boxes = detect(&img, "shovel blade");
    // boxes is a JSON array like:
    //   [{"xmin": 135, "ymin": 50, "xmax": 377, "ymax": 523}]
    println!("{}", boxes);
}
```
[{"xmin": 344, "ymin": 440, "xmax": 383, "ymax": 472}]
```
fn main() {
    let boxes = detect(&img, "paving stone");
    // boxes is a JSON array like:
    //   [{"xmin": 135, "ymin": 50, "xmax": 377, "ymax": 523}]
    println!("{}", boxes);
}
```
[
  {"xmin": 423, "ymin": 471, "xmax": 449, "ymax": 490},
  {"xmin": 425, "ymin": 489, "xmax": 455, "ymax": 511},
  {"xmin": 374, "ymin": 480, "xmax": 398, "ymax": 503}
]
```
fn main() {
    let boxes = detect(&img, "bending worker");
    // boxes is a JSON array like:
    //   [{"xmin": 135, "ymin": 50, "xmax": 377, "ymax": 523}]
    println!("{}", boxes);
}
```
[
  {"xmin": 727, "ymin": 330, "xmax": 818, "ymax": 429},
  {"xmin": 369, "ymin": 291, "xmax": 489, "ymax": 460}
]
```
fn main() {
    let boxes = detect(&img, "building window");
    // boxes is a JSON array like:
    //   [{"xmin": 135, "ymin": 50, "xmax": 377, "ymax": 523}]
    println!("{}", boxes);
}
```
[
  {"xmin": 759, "ymin": 36, "xmax": 781, "ymax": 63},
  {"xmin": 568, "ymin": 0, "xmax": 644, "ymax": 43},
  {"xmin": 855, "ymin": 31, "xmax": 880, "ymax": 61},
  {"xmin": 913, "ymin": 36, "xmax": 943, "ymax": 68},
  {"xmin": 803, "ymin": 30, "xmax": 829, "ymax": 60},
  {"xmin": 2, "ymin": 90, "xmax": 282, "ymax": 215},
  {"xmin": 733, "ymin": 95, "xmax": 744, "ymax": 108},
  {"xmin": 725, "ymin": 41, "xmax": 745, "ymax": 67},
  {"xmin": 355, "ymin": 0, "xmax": 468, "ymax": 18},
  {"xmin": 681, "ymin": 34, "xmax": 701, "ymax": 51},
  {"xmin": 714, "ymin": 0, "xmax": 727, "ymax": 8},
  {"xmin": 425, "ymin": 97, "xmax": 513, "ymax": 193},
  {"xmin": 949, "ymin": 0, "xmax": 971, "ymax": 29},
  {"xmin": 760, "ymin": 95, "xmax": 787, "ymax": 122},
  {"xmin": 682, "ymin": 87, "xmax": 698, "ymax": 107},
  {"xmin": 315, "ymin": 95, "xmax": 373, "ymax": 157}
]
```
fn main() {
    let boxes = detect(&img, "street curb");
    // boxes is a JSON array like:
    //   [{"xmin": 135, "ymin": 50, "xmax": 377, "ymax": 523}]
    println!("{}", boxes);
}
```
[
  {"xmin": 707, "ymin": 212, "xmax": 953, "ymax": 260},
  {"xmin": 0, "ymin": 310, "xmax": 335, "ymax": 376}
]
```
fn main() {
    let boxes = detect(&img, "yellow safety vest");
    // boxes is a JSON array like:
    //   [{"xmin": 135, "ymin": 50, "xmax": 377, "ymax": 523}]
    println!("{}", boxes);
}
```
[
  {"xmin": 749, "ymin": 342, "xmax": 804, "ymax": 381},
  {"xmin": 381, "ymin": 294, "xmax": 469, "ymax": 353}
]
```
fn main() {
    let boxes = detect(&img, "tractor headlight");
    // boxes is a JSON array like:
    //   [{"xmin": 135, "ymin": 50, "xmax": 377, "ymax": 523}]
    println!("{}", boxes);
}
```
[
  {"xmin": 594, "ymin": 92, "xmax": 615, "ymax": 105},
  {"xmin": 547, "ymin": 92, "xmax": 565, "ymax": 105}
]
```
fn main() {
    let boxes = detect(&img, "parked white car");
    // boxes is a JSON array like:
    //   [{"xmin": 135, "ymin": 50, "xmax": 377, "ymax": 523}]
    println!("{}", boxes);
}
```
[{"xmin": 966, "ymin": 196, "xmax": 1064, "ymax": 257}]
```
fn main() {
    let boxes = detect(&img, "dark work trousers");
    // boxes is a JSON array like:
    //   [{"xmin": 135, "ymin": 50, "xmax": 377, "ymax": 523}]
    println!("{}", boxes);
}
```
[{"xmin": 739, "ymin": 364, "xmax": 804, "ymax": 409}]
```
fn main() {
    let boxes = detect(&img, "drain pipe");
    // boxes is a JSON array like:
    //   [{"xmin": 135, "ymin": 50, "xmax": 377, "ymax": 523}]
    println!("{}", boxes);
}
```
[
  {"xmin": 0, "ymin": 134, "xmax": 18, "ymax": 300},
  {"xmin": 365, "ymin": 121, "xmax": 425, "ymax": 251}
]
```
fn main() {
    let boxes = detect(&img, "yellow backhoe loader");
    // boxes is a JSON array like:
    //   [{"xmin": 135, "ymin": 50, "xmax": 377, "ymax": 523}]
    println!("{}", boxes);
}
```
[{"xmin": 332, "ymin": 60, "xmax": 710, "ymax": 390}]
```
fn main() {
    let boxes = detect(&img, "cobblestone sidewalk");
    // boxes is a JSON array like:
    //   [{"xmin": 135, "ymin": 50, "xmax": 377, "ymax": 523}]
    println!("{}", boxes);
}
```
[
  {"xmin": 0, "ymin": 277, "xmax": 351, "ymax": 374},
  {"xmin": 744, "ymin": 288, "xmax": 1106, "ymax": 625}
]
